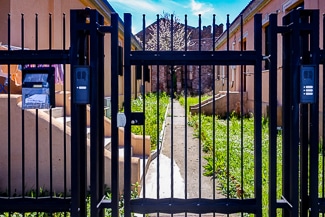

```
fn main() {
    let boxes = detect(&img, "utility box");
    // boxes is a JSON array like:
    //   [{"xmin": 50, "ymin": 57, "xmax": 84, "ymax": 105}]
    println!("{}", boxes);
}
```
[
  {"xmin": 300, "ymin": 65, "xmax": 316, "ymax": 104},
  {"xmin": 22, "ymin": 67, "xmax": 55, "ymax": 110},
  {"xmin": 73, "ymin": 65, "xmax": 90, "ymax": 104}
]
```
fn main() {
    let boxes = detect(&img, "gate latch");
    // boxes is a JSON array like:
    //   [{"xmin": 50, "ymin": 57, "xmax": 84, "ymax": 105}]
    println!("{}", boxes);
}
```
[{"xmin": 130, "ymin": 112, "xmax": 145, "ymax": 125}]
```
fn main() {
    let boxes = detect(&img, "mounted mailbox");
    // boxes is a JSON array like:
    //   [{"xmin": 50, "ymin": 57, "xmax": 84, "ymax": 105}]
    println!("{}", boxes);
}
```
[
  {"xmin": 300, "ymin": 65, "xmax": 316, "ymax": 104},
  {"xmin": 73, "ymin": 65, "xmax": 90, "ymax": 104},
  {"xmin": 22, "ymin": 67, "xmax": 55, "ymax": 110}
]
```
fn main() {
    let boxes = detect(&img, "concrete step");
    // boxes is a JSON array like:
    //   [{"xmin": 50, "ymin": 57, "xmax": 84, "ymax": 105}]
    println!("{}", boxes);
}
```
[
  {"xmin": 55, "ymin": 116, "xmax": 71, "ymax": 126},
  {"xmin": 104, "ymin": 137, "xmax": 111, "ymax": 148},
  {"xmin": 54, "ymin": 113, "xmax": 151, "ymax": 186},
  {"xmin": 43, "ymin": 107, "xmax": 64, "ymax": 118}
]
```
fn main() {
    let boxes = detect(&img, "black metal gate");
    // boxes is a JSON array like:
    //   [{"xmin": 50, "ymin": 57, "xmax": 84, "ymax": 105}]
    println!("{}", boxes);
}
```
[
  {"xmin": 1, "ymin": 7, "xmax": 325, "ymax": 217},
  {"xmin": 268, "ymin": 9, "xmax": 325, "ymax": 217},
  {"xmin": 122, "ymin": 12, "xmax": 263, "ymax": 216}
]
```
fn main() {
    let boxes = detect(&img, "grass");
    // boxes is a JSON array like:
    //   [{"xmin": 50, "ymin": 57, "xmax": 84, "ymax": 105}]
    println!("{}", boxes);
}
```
[
  {"xmin": 179, "ymin": 95, "xmax": 325, "ymax": 216},
  {"xmin": 130, "ymin": 92, "xmax": 170, "ymax": 150},
  {"xmin": 0, "ymin": 183, "xmax": 140, "ymax": 217},
  {"xmin": 178, "ymin": 94, "xmax": 210, "ymax": 113}
]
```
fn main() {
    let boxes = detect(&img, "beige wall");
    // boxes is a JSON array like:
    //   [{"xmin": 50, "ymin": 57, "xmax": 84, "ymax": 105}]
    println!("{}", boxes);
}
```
[
  {"xmin": 0, "ymin": 0, "xmax": 145, "ymax": 103},
  {"xmin": 0, "ymin": 95, "xmax": 143, "ymax": 195},
  {"xmin": 0, "ymin": 0, "xmax": 147, "ymax": 195},
  {"xmin": 216, "ymin": 0, "xmax": 324, "ymax": 121},
  {"xmin": 0, "ymin": 95, "xmax": 72, "ymax": 194},
  {"xmin": 0, "ymin": 1, "xmax": 10, "ymax": 45}
]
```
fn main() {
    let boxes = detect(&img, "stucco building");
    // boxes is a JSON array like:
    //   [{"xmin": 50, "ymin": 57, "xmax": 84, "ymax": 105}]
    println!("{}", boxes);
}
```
[
  {"xmin": 136, "ymin": 19, "xmax": 224, "ymax": 95},
  {"xmin": 215, "ymin": 0, "xmax": 325, "ymax": 124},
  {"xmin": 0, "ymin": 0, "xmax": 148, "ymax": 195}
]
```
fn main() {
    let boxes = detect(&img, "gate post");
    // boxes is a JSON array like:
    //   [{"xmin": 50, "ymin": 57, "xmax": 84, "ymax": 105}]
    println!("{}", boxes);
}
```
[
  {"xmin": 70, "ymin": 9, "xmax": 90, "ymax": 217},
  {"xmin": 70, "ymin": 8, "xmax": 106, "ymax": 217},
  {"xmin": 268, "ymin": 13, "xmax": 278, "ymax": 217},
  {"xmin": 123, "ymin": 13, "xmax": 132, "ymax": 217},
  {"xmin": 253, "ymin": 13, "xmax": 263, "ymax": 217},
  {"xmin": 282, "ymin": 10, "xmax": 300, "ymax": 217},
  {"xmin": 88, "ymin": 9, "xmax": 105, "ymax": 217},
  {"xmin": 305, "ymin": 10, "xmax": 319, "ymax": 217},
  {"xmin": 281, "ymin": 9, "xmax": 320, "ymax": 217}
]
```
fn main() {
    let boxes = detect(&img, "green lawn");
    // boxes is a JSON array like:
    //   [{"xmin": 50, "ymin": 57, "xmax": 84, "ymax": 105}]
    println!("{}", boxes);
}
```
[{"xmin": 179, "ymin": 95, "xmax": 325, "ymax": 216}]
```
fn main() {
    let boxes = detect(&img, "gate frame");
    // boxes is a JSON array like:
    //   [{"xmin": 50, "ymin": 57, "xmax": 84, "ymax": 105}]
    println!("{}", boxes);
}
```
[
  {"xmin": 0, "ymin": 14, "xmax": 70, "ymax": 214},
  {"xmin": 268, "ymin": 9, "xmax": 325, "ymax": 217},
  {"xmin": 123, "ymin": 13, "xmax": 263, "ymax": 216},
  {"xmin": 69, "ymin": 8, "xmax": 120, "ymax": 217}
]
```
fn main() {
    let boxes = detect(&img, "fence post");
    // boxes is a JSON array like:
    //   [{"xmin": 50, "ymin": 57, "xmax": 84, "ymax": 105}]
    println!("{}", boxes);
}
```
[
  {"xmin": 70, "ymin": 9, "xmax": 90, "ymax": 217},
  {"xmin": 268, "ymin": 13, "xmax": 278, "ymax": 217}
]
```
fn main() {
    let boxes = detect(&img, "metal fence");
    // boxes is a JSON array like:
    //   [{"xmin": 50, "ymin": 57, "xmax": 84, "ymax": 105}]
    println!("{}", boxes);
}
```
[
  {"xmin": 0, "ymin": 13, "xmax": 71, "ymax": 214},
  {"xmin": 123, "ymin": 12, "xmax": 263, "ymax": 216},
  {"xmin": 1, "ymin": 7, "xmax": 325, "ymax": 217}
]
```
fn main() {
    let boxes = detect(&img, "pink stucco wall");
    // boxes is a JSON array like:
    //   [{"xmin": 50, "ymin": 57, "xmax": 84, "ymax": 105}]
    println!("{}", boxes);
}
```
[
  {"xmin": 0, "ymin": 0, "xmax": 146, "ymax": 196},
  {"xmin": 216, "ymin": 0, "xmax": 324, "ymax": 124}
]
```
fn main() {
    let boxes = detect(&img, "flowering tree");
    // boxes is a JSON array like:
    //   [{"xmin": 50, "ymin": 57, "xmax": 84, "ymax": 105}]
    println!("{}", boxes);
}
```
[
  {"xmin": 141, "ymin": 13, "xmax": 194, "ymax": 51},
  {"xmin": 136, "ymin": 13, "xmax": 195, "ymax": 95}
]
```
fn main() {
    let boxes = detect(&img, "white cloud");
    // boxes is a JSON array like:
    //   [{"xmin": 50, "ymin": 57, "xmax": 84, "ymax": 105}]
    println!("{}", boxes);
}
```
[{"xmin": 190, "ymin": 0, "xmax": 214, "ymax": 16}]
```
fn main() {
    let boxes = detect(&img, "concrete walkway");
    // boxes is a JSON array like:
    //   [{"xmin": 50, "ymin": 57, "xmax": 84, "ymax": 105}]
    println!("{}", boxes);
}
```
[{"xmin": 140, "ymin": 99, "xmax": 229, "ymax": 216}]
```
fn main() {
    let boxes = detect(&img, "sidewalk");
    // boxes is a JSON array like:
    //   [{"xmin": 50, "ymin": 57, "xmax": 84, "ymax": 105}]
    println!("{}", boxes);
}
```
[{"xmin": 140, "ymin": 99, "xmax": 224, "ymax": 204}]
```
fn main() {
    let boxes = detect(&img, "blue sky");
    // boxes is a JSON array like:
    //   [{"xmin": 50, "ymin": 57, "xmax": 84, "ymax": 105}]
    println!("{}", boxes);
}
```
[{"xmin": 108, "ymin": 0, "xmax": 252, "ymax": 34}]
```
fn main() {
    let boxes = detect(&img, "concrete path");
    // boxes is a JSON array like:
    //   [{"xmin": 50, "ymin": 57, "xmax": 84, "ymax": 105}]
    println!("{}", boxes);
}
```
[{"xmin": 140, "ymin": 99, "xmax": 232, "ymax": 216}]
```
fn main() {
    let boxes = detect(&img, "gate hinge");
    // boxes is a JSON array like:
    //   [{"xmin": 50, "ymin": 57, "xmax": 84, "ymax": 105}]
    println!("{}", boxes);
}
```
[{"xmin": 130, "ymin": 112, "xmax": 145, "ymax": 125}]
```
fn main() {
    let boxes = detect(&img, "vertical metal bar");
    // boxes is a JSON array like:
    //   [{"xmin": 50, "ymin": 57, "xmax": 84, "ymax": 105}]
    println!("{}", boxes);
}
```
[
  {"xmin": 170, "ymin": 13, "xmax": 175, "ymax": 202},
  {"xmin": 142, "ymin": 32, "xmax": 147, "ymax": 212},
  {"xmin": 226, "ymin": 14, "xmax": 230, "ymax": 202},
  {"xmin": 62, "ymin": 13, "xmax": 67, "ymax": 201},
  {"xmin": 184, "ymin": 14, "xmax": 188, "ymax": 206},
  {"xmin": 7, "ymin": 13, "xmax": 11, "ymax": 199},
  {"xmin": 322, "ymin": 13, "xmax": 325, "ymax": 217},
  {"xmin": 282, "ymin": 12, "xmax": 292, "ymax": 217},
  {"xmin": 171, "ymin": 14, "xmax": 174, "ymax": 51},
  {"xmin": 141, "ymin": 15, "xmax": 147, "ymax": 214},
  {"xmin": 124, "ymin": 12, "xmax": 132, "ymax": 217},
  {"xmin": 35, "ymin": 13, "xmax": 39, "ymax": 200},
  {"xmin": 156, "ymin": 14, "xmax": 161, "ymax": 205},
  {"xmin": 70, "ymin": 9, "xmax": 88, "ymax": 217},
  {"xmin": 212, "ymin": 14, "xmax": 216, "ymax": 217},
  {"xmin": 253, "ymin": 13, "xmax": 262, "ymax": 217},
  {"xmin": 289, "ymin": 11, "xmax": 300, "ymax": 217},
  {"xmin": 111, "ymin": 12, "xmax": 120, "ymax": 217},
  {"xmin": 282, "ymin": 10, "xmax": 299, "ymax": 217},
  {"xmin": 268, "ymin": 13, "xmax": 278, "ymax": 217},
  {"xmin": 309, "ymin": 10, "xmax": 320, "ymax": 217},
  {"xmin": 62, "ymin": 13, "xmax": 68, "ymax": 217},
  {"xmin": 240, "ymin": 14, "xmax": 244, "ymax": 206},
  {"xmin": 70, "ymin": 10, "xmax": 79, "ymax": 216},
  {"xmin": 90, "ymin": 10, "xmax": 105, "ymax": 217},
  {"xmin": 198, "ymin": 14, "xmax": 202, "ymax": 201},
  {"xmin": 299, "ymin": 12, "xmax": 310, "ymax": 217},
  {"xmin": 49, "ymin": 13, "xmax": 53, "ymax": 199},
  {"xmin": 21, "ymin": 13, "xmax": 25, "ymax": 200},
  {"xmin": 7, "ymin": 13, "xmax": 11, "ymax": 96}
]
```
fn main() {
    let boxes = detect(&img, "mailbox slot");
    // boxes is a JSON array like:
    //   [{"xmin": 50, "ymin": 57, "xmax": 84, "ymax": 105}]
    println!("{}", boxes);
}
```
[{"xmin": 22, "ymin": 67, "xmax": 55, "ymax": 110}]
